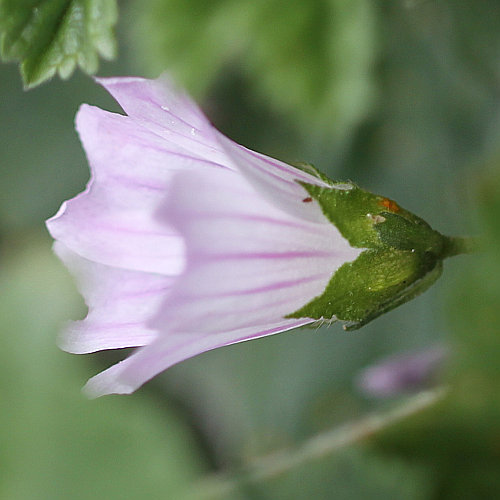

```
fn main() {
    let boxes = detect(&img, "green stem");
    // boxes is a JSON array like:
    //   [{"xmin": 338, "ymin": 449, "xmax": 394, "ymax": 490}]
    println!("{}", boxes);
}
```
[
  {"xmin": 441, "ymin": 236, "xmax": 480, "ymax": 259},
  {"xmin": 187, "ymin": 389, "xmax": 446, "ymax": 500}
]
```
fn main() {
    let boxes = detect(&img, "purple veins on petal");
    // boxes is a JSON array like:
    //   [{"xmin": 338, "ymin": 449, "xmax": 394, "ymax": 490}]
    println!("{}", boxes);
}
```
[
  {"xmin": 47, "ymin": 74, "xmax": 361, "ymax": 397},
  {"xmin": 84, "ymin": 318, "xmax": 313, "ymax": 398},
  {"xmin": 54, "ymin": 242, "xmax": 175, "ymax": 354},
  {"xmin": 216, "ymin": 134, "xmax": 330, "ymax": 223},
  {"xmin": 95, "ymin": 76, "xmax": 230, "ymax": 166}
]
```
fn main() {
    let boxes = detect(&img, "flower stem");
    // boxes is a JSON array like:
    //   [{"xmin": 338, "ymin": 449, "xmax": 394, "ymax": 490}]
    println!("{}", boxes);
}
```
[
  {"xmin": 188, "ymin": 389, "xmax": 445, "ymax": 499},
  {"xmin": 441, "ymin": 236, "xmax": 479, "ymax": 259}
]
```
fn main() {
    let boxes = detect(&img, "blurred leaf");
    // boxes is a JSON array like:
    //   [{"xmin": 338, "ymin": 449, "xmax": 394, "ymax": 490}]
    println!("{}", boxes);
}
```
[
  {"xmin": 0, "ymin": 233, "xmax": 207, "ymax": 499},
  {"xmin": 0, "ymin": 0, "xmax": 117, "ymax": 87},
  {"xmin": 129, "ymin": 0, "xmax": 376, "ymax": 143},
  {"xmin": 448, "ymin": 163, "xmax": 500, "ymax": 390}
]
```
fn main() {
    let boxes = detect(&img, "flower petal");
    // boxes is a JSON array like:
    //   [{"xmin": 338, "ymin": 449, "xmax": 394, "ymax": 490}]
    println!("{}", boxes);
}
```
[
  {"xmin": 46, "ymin": 104, "xmax": 189, "ymax": 275},
  {"xmin": 216, "ymin": 133, "xmax": 333, "ymax": 222},
  {"xmin": 83, "ymin": 318, "xmax": 311, "ymax": 397},
  {"xmin": 95, "ymin": 75, "xmax": 231, "ymax": 167},
  {"xmin": 154, "ymin": 167, "xmax": 362, "ymax": 333},
  {"xmin": 55, "ymin": 242, "xmax": 173, "ymax": 353}
]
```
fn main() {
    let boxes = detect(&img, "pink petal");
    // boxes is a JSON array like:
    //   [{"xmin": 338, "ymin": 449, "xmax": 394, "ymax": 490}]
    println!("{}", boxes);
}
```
[
  {"xmin": 95, "ymin": 75, "xmax": 231, "ymax": 168},
  {"xmin": 46, "ymin": 104, "xmax": 190, "ymax": 275},
  {"xmin": 153, "ymin": 167, "xmax": 362, "ymax": 334},
  {"xmin": 216, "ymin": 133, "xmax": 334, "ymax": 222},
  {"xmin": 83, "ymin": 318, "xmax": 312, "ymax": 397},
  {"xmin": 55, "ymin": 242, "xmax": 174, "ymax": 353}
]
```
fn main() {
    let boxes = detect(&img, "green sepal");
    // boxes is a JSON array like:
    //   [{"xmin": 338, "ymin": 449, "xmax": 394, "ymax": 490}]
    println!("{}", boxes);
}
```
[
  {"xmin": 288, "ymin": 177, "xmax": 455, "ymax": 329},
  {"xmin": 299, "ymin": 181, "xmax": 393, "ymax": 248},
  {"xmin": 374, "ymin": 212, "xmax": 444, "ymax": 254},
  {"xmin": 291, "ymin": 163, "xmax": 335, "ymax": 185},
  {"xmin": 299, "ymin": 180, "xmax": 444, "ymax": 252},
  {"xmin": 289, "ymin": 249, "xmax": 441, "ymax": 329}
]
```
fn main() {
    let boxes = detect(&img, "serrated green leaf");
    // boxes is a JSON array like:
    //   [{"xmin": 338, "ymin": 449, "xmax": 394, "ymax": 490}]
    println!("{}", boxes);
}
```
[{"xmin": 0, "ymin": 0, "xmax": 117, "ymax": 88}]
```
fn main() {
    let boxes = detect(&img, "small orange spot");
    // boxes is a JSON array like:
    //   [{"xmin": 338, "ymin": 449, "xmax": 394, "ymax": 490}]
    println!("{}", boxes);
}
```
[
  {"xmin": 379, "ymin": 197, "xmax": 399, "ymax": 212},
  {"xmin": 302, "ymin": 197, "xmax": 313, "ymax": 203}
]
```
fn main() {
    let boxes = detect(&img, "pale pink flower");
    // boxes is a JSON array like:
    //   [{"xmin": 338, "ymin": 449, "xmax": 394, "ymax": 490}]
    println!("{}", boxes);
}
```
[
  {"xmin": 357, "ymin": 346, "xmax": 447, "ymax": 398},
  {"xmin": 47, "ymin": 75, "xmax": 361, "ymax": 397}
]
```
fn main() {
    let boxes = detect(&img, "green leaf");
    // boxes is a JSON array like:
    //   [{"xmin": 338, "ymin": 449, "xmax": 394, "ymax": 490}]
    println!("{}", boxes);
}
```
[{"xmin": 0, "ymin": 0, "xmax": 117, "ymax": 88}]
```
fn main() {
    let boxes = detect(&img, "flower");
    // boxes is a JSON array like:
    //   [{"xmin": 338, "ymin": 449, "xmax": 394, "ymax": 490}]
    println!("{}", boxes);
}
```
[
  {"xmin": 47, "ymin": 75, "xmax": 363, "ymax": 397},
  {"xmin": 356, "ymin": 346, "xmax": 448, "ymax": 398},
  {"xmin": 48, "ymin": 75, "xmax": 461, "ymax": 397}
]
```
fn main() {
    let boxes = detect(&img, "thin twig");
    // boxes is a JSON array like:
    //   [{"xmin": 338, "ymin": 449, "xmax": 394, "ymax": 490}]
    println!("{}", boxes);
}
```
[{"xmin": 187, "ymin": 388, "xmax": 445, "ymax": 499}]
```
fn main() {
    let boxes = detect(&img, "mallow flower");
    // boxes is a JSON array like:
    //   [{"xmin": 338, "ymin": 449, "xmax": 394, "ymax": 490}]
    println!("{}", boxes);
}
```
[
  {"xmin": 357, "ymin": 346, "xmax": 448, "ymax": 398},
  {"xmin": 47, "ymin": 75, "xmax": 468, "ymax": 397}
]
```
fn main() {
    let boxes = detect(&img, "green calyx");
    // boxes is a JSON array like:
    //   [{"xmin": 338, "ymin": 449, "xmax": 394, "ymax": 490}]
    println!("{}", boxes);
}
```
[{"xmin": 287, "ymin": 177, "xmax": 466, "ymax": 330}]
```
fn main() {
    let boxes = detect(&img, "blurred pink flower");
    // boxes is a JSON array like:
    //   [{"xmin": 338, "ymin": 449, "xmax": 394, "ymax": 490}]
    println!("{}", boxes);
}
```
[
  {"xmin": 47, "ymin": 75, "xmax": 361, "ymax": 397},
  {"xmin": 357, "ymin": 345, "xmax": 448, "ymax": 398}
]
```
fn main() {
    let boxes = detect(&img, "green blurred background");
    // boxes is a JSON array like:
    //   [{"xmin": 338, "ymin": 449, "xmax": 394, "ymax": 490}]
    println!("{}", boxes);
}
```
[{"xmin": 1, "ymin": 1, "xmax": 500, "ymax": 498}]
